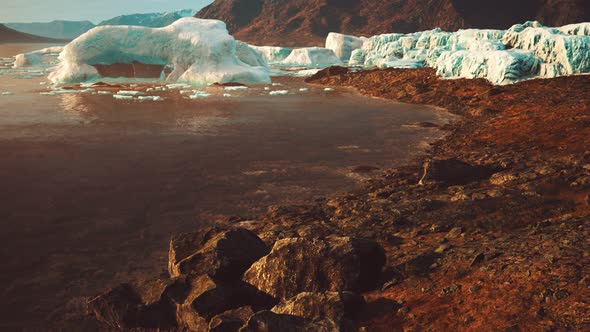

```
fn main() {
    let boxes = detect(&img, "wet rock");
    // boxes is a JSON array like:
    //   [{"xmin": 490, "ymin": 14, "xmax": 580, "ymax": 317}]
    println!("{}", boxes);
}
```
[
  {"xmin": 419, "ymin": 158, "xmax": 496, "ymax": 185},
  {"xmin": 176, "ymin": 275, "xmax": 276, "ymax": 331},
  {"xmin": 239, "ymin": 310, "xmax": 306, "ymax": 332},
  {"xmin": 169, "ymin": 228, "xmax": 269, "ymax": 281},
  {"xmin": 243, "ymin": 237, "xmax": 385, "ymax": 300},
  {"xmin": 271, "ymin": 292, "xmax": 364, "ymax": 330},
  {"xmin": 87, "ymin": 284, "xmax": 143, "ymax": 329},
  {"xmin": 445, "ymin": 227, "xmax": 463, "ymax": 239},
  {"xmin": 209, "ymin": 306, "xmax": 255, "ymax": 332}
]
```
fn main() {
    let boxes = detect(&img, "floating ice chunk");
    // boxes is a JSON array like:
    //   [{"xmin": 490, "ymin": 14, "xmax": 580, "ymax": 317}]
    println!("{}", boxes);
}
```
[
  {"xmin": 166, "ymin": 83, "xmax": 192, "ymax": 89},
  {"xmin": 98, "ymin": 91, "xmax": 113, "ymax": 95},
  {"xmin": 189, "ymin": 91, "xmax": 212, "ymax": 99},
  {"xmin": 223, "ymin": 93, "xmax": 233, "ymax": 97},
  {"xmin": 138, "ymin": 96, "xmax": 163, "ymax": 101},
  {"xmin": 271, "ymin": 83, "xmax": 282, "ymax": 86},
  {"xmin": 325, "ymin": 32, "xmax": 367, "ymax": 61},
  {"xmin": 435, "ymin": 50, "xmax": 541, "ymax": 84},
  {"xmin": 269, "ymin": 90, "xmax": 289, "ymax": 96},
  {"xmin": 292, "ymin": 68, "xmax": 322, "ymax": 77},
  {"xmin": 299, "ymin": 88, "xmax": 309, "ymax": 92},
  {"xmin": 117, "ymin": 90, "xmax": 145, "ymax": 96},
  {"xmin": 324, "ymin": 88, "xmax": 335, "ymax": 92},
  {"xmin": 48, "ymin": 18, "xmax": 271, "ymax": 85},
  {"xmin": 264, "ymin": 87, "xmax": 270, "ymax": 90},
  {"xmin": 235, "ymin": 41, "xmax": 268, "ymax": 67},
  {"xmin": 1, "ymin": 92, "xmax": 14, "ymax": 95},
  {"xmin": 113, "ymin": 94, "xmax": 134, "ymax": 100},
  {"xmin": 13, "ymin": 46, "xmax": 64, "ymax": 68},
  {"xmin": 180, "ymin": 89, "xmax": 195, "ymax": 94},
  {"xmin": 224, "ymin": 86, "xmax": 248, "ymax": 91},
  {"xmin": 250, "ymin": 45, "xmax": 293, "ymax": 63},
  {"xmin": 146, "ymin": 88, "xmax": 154, "ymax": 92},
  {"xmin": 281, "ymin": 47, "xmax": 343, "ymax": 68}
]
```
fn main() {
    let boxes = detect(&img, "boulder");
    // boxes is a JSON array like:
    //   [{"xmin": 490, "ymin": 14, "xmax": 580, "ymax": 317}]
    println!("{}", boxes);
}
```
[
  {"xmin": 176, "ymin": 275, "xmax": 276, "ymax": 331},
  {"xmin": 243, "ymin": 237, "xmax": 385, "ymax": 300},
  {"xmin": 238, "ymin": 310, "xmax": 306, "ymax": 332},
  {"xmin": 209, "ymin": 306, "xmax": 255, "ymax": 332},
  {"xmin": 87, "ymin": 284, "xmax": 143, "ymax": 329},
  {"xmin": 271, "ymin": 292, "xmax": 364, "ymax": 330},
  {"xmin": 169, "ymin": 228, "xmax": 269, "ymax": 281},
  {"xmin": 419, "ymin": 158, "xmax": 496, "ymax": 185}
]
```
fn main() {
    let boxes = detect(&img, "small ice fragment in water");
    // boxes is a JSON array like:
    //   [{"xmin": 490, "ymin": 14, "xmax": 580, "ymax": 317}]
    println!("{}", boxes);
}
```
[
  {"xmin": 138, "ymin": 96, "xmax": 163, "ymax": 101},
  {"xmin": 113, "ymin": 95, "xmax": 134, "ymax": 100},
  {"xmin": 98, "ymin": 91, "xmax": 113, "ymax": 95},
  {"xmin": 180, "ymin": 90, "xmax": 195, "ymax": 94},
  {"xmin": 117, "ymin": 90, "xmax": 145, "ymax": 96},
  {"xmin": 1, "ymin": 92, "xmax": 14, "ymax": 95},
  {"xmin": 166, "ymin": 83, "xmax": 192, "ymax": 89},
  {"xmin": 271, "ymin": 83, "xmax": 282, "ymax": 86},
  {"xmin": 223, "ymin": 93, "xmax": 233, "ymax": 97},
  {"xmin": 324, "ymin": 88, "xmax": 335, "ymax": 92},
  {"xmin": 189, "ymin": 91, "xmax": 212, "ymax": 99},
  {"xmin": 264, "ymin": 87, "xmax": 270, "ymax": 90},
  {"xmin": 224, "ymin": 86, "xmax": 248, "ymax": 91},
  {"xmin": 299, "ymin": 88, "xmax": 309, "ymax": 92},
  {"xmin": 269, "ymin": 90, "xmax": 289, "ymax": 96}
]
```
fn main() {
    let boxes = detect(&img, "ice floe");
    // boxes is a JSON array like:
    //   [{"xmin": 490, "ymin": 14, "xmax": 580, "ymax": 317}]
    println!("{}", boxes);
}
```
[
  {"xmin": 269, "ymin": 90, "xmax": 289, "ymax": 96},
  {"xmin": 48, "ymin": 18, "xmax": 271, "ymax": 85},
  {"xmin": 280, "ymin": 47, "xmax": 343, "ymax": 68},
  {"xmin": 13, "ymin": 47, "xmax": 63, "ymax": 68}
]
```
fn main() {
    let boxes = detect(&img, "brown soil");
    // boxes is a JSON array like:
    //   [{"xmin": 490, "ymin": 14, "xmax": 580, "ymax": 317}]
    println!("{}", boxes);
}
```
[{"xmin": 196, "ymin": 0, "xmax": 590, "ymax": 46}]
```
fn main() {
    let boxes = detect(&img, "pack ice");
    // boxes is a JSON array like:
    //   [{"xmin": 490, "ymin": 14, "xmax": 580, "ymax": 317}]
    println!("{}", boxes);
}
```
[
  {"xmin": 327, "ymin": 21, "xmax": 590, "ymax": 85},
  {"xmin": 48, "ymin": 18, "xmax": 271, "ymax": 85}
]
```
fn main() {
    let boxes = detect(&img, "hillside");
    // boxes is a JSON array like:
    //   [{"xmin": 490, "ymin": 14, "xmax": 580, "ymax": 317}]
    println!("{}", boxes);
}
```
[
  {"xmin": 0, "ymin": 24, "xmax": 63, "ymax": 43},
  {"xmin": 5, "ymin": 20, "xmax": 95, "ymax": 40},
  {"xmin": 98, "ymin": 9, "xmax": 197, "ymax": 28},
  {"xmin": 196, "ymin": 0, "xmax": 590, "ymax": 46}
]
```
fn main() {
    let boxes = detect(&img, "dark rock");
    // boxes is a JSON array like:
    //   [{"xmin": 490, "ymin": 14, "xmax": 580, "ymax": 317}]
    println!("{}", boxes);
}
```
[
  {"xmin": 271, "ymin": 292, "xmax": 364, "ymax": 330},
  {"xmin": 445, "ymin": 227, "xmax": 463, "ymax": 239},
  {"xmin": 169, "ymin": 228, "xmax": 269, "ymax": 281},
  {"xmin": 398, "ymin": 252, "xmax": 442, "ymax": 277},
  {"xmin": 419, "ymin": 158, "xmax": 497, "ymax": 185},
  {"xmin": 209, "ymin": 306, "xmax": 255, "ymax": 332},
  {"xmin": 176, "ymin": 275, "xmax": 276, "ymax": 330},
  {"xmin": 87, "ymin": 284, "xmax": 143, "ymax": 329},
  {"xmin": 243, "ymin": 237, "xmax": 385, "ymax": 300},
  {"xmin": 239, "ymin": 310, "xmax": 306, "ymax": 332},
  {"xmin": 306, "ymin": 66, "xmax": 349, "ymax": 82},
  {"xmin": 469, "ymin": 253, "xmax": 486, "ymax": 267},
  {"xmin": 470, "ymin": 107, "xmax": 501, "ymax": 116}
]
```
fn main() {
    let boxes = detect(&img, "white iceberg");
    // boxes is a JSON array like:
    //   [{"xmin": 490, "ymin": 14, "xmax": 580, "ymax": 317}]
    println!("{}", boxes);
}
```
[
  {"xmin": 48, "ymin": 18, "xmax": 271, "ymax": 86},
  {"xmin": 13, "ymin": 46, "xmax": 64, "ymax": 68},
  {"xmin": 280, "ymin": 47, "xmax": 343, "ymax": 68},
  {"xmin": 250, "ymin": 46, "xmax": 293, "ymax": 64},
  {"xmin": 325, "ymin": 32, "xmax": 367, "ymax": 61},
  {"xmin": 235, "ymin": 41, "xmax": 268, "ymax": 68}
]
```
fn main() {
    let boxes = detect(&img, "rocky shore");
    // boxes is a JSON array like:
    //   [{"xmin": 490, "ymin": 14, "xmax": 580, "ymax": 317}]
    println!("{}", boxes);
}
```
[{"xmin": 77, "ymin": 68, "xmax": 589, "ymax": 331}]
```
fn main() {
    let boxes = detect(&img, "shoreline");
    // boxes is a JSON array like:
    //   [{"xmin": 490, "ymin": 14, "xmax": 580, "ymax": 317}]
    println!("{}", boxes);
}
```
[{"xmin": 61, "ymin": 68, "xmax": 590, "ymax": 331}]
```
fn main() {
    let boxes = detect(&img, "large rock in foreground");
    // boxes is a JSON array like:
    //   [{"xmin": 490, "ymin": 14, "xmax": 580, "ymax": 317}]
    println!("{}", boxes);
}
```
[
  {"xmin": 243, "ymin": 237, "xmax": 385, "ymax": 299},
  {"xmin": 169, "ymin": 227, "xmax": 269, "ymax": 281}
]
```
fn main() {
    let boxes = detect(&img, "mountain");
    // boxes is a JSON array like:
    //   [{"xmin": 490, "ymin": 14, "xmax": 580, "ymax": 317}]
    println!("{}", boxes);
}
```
[
  {"xmin": 195, "ymin": 0, "xmax": 590, "ymax": 46},
  {"xmin": 0, "ymin": 24, "xmax": 63, "ymax": 43},
  {"xmin": 5, "ymin": 21, "xmax": 95, "ymax": 40},
  {"xmin": 98, "ymin": 9, "xmax": 197, "ymax": 27}
]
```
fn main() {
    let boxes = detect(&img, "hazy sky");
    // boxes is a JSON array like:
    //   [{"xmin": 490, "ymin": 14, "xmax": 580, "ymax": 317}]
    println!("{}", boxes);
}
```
[{"xmin": 0, "ymin": 0, "xmax": 213, "ymax": 23}]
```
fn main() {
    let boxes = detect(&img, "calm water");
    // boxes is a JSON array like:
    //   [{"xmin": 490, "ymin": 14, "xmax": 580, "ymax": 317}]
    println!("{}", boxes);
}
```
[{"xmin": 0, "ymin": 43, "xmax": 455, "ymax": 329}]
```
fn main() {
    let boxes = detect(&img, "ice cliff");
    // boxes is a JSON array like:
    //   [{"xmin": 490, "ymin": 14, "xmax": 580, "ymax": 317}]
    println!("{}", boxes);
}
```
[
  {"xmin": 326, "ymin": 21, "xmax": 590, "ymax": 85},
  {"xmin": 48, "ymin": 18, "xmax": 271, "ymax": 85}
]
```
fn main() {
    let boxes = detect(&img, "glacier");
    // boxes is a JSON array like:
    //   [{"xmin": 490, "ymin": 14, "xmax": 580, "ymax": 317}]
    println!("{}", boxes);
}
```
[
  {"xmin": 48, "ymin": 18, "xmax": 271, "ymax": 86},
  {"xmin": 280, "ymin": 47, "xmax": 343, "ymax": 68},
  {"xmin": 325, "ymin": 21, "xmax": 590, "ymax": 85}
]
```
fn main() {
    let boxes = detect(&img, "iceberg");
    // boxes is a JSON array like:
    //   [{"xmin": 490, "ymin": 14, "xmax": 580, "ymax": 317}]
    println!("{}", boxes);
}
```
[
  {"xmin": 280, "ymin": 47, "xmax": 343, "ymax": 68},
  {"xmin": 235, "ymin": 41, "xmax": 268, "ymax": 68},
  {"xmin": 48, "ymin": 18, "xmax": 271, "ymax": 86},
  {"xmin": 13, "ymin": 46, "xmax": 63, "ymax": 67},
  {"xmin": 325, "ymin": 32, "xmax": 367, "ymax": 61},
  {"xmin": 250, "ymin": 46, "xmax": 293, "ymax": 64}
]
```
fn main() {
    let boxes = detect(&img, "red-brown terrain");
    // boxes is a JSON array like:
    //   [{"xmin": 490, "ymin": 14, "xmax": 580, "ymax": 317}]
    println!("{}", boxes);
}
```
[
  {"xmin": 0, "ymin": 24, "xmax": 63, "ymax": 43},
  {"xmin": 196, "ymin": 0, "xmax": 590, "ymax": 46}
]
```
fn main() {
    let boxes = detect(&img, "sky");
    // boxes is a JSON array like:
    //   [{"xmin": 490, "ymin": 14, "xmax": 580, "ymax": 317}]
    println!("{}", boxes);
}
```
[{"xmin": 0, "ymin": 0, "xmax": 213, "ymax": 23}]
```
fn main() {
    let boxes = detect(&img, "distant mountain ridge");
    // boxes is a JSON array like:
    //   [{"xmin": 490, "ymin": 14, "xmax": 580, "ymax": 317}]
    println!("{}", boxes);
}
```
[
  {"xmin": 98, "ymin": 9, "xmax": 197, "ymax": 27},
  {"xmin": 195, "ymin": 0, "xmax": 590, "ymax": 46},
  {"xmin": 4, "ymin": 9, "xmax": 197, "ymax": 41},
  {"xmin": 5, "ymin": 20, "xmax": 95, "ymax": 40},
  {"xmin": 0, "ymin": 24, "xmax": 64, "ymax": 43}
]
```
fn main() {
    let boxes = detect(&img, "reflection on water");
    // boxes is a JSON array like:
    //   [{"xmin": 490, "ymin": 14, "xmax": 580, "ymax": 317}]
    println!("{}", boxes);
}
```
[{"xmin": 58, "ymin": 93, "xmax": 95, "ymax": 123}]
